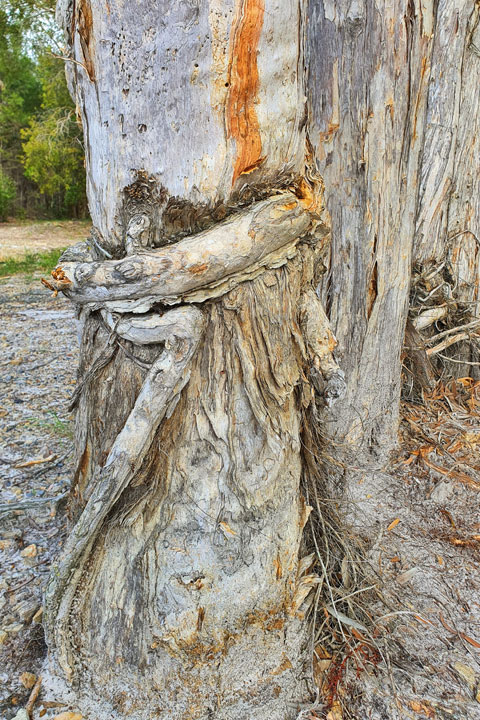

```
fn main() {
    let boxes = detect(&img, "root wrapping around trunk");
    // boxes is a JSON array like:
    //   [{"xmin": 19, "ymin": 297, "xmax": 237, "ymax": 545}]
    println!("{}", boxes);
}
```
[
  {"xmin": 46, "ymin": 193, "xmax": 314, "ymax": 307},
  {"xmin": 45, "ymin": 306, "xmax": 205, "ymax": 679},
  {"xmin": 43, "ymin": 187, "xmax": 346, "ymax": 707}
]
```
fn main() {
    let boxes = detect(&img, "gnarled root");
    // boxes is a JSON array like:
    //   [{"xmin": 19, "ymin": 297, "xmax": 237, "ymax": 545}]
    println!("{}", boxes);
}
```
[{"xmin": 44, "ymin": 305, "xmax": 205, "ymax": 679}]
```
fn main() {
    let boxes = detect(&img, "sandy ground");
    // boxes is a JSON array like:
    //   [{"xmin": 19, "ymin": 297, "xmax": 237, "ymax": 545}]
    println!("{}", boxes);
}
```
[{"xmin": 0, "ymin": 220, "xmax": 91, "ymax": 260}]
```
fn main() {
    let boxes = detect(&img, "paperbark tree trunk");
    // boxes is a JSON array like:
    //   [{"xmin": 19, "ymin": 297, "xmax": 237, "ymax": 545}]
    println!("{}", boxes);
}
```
[
  {"xmin": 307, "ymin": 0, "xmax": 436, "ymax": 467},
  {"xmin": 44, "ymin": 2, "xmax": 342, "ymax": 719},
  {"xmin": 413, "ymin": 1, "xmax": 480, "ymax": 377},
  {"xmin": 43, "ymin": 0, "xmax": 480, "ymax": 718},
  {"xmin": 306, "ymin": 0, "xmax": 480, "ymax": 494}
]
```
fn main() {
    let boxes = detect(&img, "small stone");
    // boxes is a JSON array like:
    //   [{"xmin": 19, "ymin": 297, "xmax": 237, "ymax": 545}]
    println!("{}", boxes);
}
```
[
  {"xmin": 430, "ymin": 481, "xmax": 454, "ymax": 503},
  {"xmin": 0, "ymin": 630, "xmax": 8, "ymax": 645},
  {"xmin": 19, "ymin": 671, "xmax": 37, "ymax": 689},
  {"xmin": 0, "ymin": 539, "xmax": 13, "ymax": 550},
  {"xmin": 453, "ymin": 661, "xmax": 476, "ymax": 692},
  {"xmin": 54, "ymin": 713, "xmax": 83, "ymax": 720},
  {"xmin": 20, "ymin": 544, "xmax": 37, "ymax": 558},
  {"xmin": 32, "ymin": 607, "xmax": 43, "ymax": 623},
  {"xmin": 12, "ymin": 710, "xmax": 28, "ymax": 720},
  {"xmin": 15, "ymin": 601, "xmax": 39, "ymax": 624}
]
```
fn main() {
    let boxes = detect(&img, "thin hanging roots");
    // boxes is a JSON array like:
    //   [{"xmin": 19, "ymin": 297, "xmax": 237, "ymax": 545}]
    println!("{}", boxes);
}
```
[
  {"xmin": 299, "ymin": 412, "xmax": 396, "ymax": 717},
  {"xmin": 404, "ymin": 260, "xmax": 480, "ymax": 401}
]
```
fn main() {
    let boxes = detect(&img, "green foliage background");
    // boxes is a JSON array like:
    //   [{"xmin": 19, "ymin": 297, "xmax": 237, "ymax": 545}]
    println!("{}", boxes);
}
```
[{"xmin": 0, "ymin": 0, "xmax": 87, "ymax": 220}]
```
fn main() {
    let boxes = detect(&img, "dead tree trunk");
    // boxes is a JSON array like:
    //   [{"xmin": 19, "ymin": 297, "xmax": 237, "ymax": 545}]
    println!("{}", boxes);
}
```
[
  {"xmin": 306, "ymin": 0, "xmax": 480, "ymax": 492},
  {"xmin": 44, "ymin": 2, "xmax": 344, "ymax": 718}
]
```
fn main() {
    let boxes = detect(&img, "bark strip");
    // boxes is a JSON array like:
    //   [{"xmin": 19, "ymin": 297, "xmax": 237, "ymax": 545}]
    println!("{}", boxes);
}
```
[{"xmin": 45, "ymin": 306, "xmax": 205, "ymax": 679}]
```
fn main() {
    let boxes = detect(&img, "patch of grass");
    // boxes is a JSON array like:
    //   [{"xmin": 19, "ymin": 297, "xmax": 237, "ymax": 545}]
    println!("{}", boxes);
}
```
[
  {"xmin": 28, "ymin": 411, "xmax": 74, "ymax": 440},
  {"xmin": 0, "ymin": 248, "xmax": 66, "ymax": 276}
]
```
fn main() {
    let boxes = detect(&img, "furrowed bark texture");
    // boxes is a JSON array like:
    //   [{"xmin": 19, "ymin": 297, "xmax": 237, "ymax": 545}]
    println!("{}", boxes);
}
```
[
  {"xmin": 306, "ymin": 0, "xmax": 436, "ymax": 465},
  {"xmin": 46, "ymin": 1, "xmax": 340, "ymax": 718},
  {"xmin": 414, "ymin": 1, "xmax": 480, "ymax": 376},
  {"xmin": 305, "ymin": 0, "xmax": 480, "ymax": 476},
  {"xmin": 52, "ymin": 261, "xmax": 315, "ymax": 719}
]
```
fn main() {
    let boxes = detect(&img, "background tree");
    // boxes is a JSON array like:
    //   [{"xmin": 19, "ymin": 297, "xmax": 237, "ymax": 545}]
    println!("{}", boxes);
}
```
[
  {"xmin": 0, "ymin": 6, "xmax": 42, "ymax": 216},
  {"xmin": 308, "ymin": 0, "xmax": 480, "ymax": 503},
  {"xmin": 0, "ymin": 0, "xmax": 87, "ymax": 218},
  {"xmin": 22, "ymin": 53, "xmax": 87, "ymax": 217}
]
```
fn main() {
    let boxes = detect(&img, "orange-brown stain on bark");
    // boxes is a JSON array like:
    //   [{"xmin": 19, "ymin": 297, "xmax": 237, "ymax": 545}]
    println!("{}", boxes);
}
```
[
  {"xmin": 366, "ymin": 262, "xmax": 378, "ymax": 320},
  {"xmin": 73, "ymin": 442, "xmax": 90, "ymax": 498},
  {"xmin": 226, "ymin": 0, "xmax": 265, "ymax": 186},
  {"xmin": 77, "ymin": 0, "xmax": 95, "ymax": 81},
  {"xmin": 188, "ymin": 262, "xmax": 209, "ymax": 275},
  {"xmin": 274, "ymin": 552, "xmax": 283, "ymax": 580}
]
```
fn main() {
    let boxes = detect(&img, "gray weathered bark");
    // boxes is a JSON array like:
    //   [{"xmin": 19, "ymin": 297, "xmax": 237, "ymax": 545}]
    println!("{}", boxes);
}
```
[
  {"xmin": 306, "ymin": 0, "xmax": 480, "ymax": 481},
  {"xmin": 44, "ymin": 1, "xmax": 344, "ymax": 718},
  {"xmin": 413, "ymin": 1, "xmax": 480, "ymax": 377},
  {"xmin": 307, "ymin": 0, "xmax": 436, "ymax": 465}
]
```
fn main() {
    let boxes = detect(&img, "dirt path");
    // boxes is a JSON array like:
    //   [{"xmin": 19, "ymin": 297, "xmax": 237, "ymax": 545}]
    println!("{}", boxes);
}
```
[{"xmin": 0, "ymin": 221, "xmax": 91, "ymax": 260}]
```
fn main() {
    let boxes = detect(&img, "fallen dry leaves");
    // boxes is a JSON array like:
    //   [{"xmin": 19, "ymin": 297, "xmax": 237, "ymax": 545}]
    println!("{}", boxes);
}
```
[
  {"xmin": 400, "ymin": 378, "xmax": 480, "ymax": 491},
  {"xmin": 19, "ymin": 672, "xmax": 36, "ymax": 690},
  {"xmin": 408, "ymin": 699, "xmax": 435, "ymax": 718},
  {"xmin": 326, "ymin": 701, "xmax": 343, "ymax": 719}
]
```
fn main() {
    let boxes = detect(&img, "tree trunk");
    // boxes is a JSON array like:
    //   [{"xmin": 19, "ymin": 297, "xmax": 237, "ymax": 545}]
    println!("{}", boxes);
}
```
[
  {"xmin": 306, "ymin": 0, "xmax": 436, "ymax": 466},
  {"xmin": 44, "ymin": 2, "xmax": 343, "ymax": 718},
  {"xmin": 413, "ymin": 1, "xmax": 480, "ymax": 377},
  {"xmin": 306, "ymin": 0, "xmax": 480, "ymax": 489}
]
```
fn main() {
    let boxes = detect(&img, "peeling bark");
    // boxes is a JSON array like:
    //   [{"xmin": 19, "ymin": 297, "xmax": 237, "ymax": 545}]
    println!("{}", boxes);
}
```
[
  {"xmin": 43, "ymin": 1, "xmax": 480, "ymax": 717},
  {"xmin": 307, "ymin": 0, "xmax": 436, "ymax": 464},
  {"xmin": 44, "ymin": 2, "xmax": 343, "ymax": 718},
  {"xmin": 414, "ymin": 1, "xmax": 480, "ymax": 376}
]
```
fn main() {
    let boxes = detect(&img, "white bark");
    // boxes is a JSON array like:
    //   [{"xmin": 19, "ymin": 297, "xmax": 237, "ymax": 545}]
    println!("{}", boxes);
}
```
[
  {"xmin": 56, "ymin": 0, "xmax": 306, "ymax": 254},
  {"xmin": 45, "ymin": 2, "xmax": 341, "ymax": 718}
]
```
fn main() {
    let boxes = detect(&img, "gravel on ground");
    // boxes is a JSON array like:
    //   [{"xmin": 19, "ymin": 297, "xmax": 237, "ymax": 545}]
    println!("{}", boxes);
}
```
[{"xmin": 0, "ymin": 273, "xmax": 77, "ymax": 719}]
